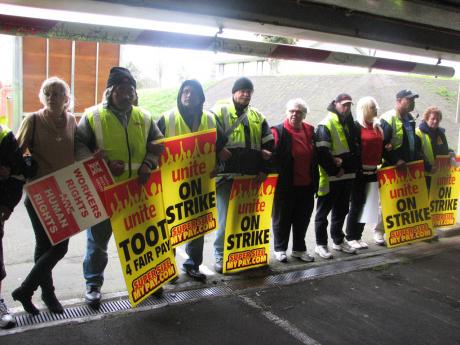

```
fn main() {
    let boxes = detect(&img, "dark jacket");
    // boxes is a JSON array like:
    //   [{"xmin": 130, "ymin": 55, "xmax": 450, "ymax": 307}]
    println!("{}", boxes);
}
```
[
  {"xmin": 271, "ymin": 122, "xmax": 319, "ymax": 193},
  {"xmin": 418, "ymin": 121, "xmax": 452, "ymax": 172},
  {"xmin": 0, "ymin": 131, "xmax": 25, "ymax": 211},
  {"xmin": 315, "ymin": 103, "xmax": 360, "ymax": 177},
  {"xmin": 380, "ymin": 112, "xmax": 422, "ymax": 166}
]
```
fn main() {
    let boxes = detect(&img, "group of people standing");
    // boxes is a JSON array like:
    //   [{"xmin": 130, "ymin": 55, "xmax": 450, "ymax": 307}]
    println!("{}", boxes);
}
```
[
  {"xmin": 0, "ymin": 67, "xmax": 453, "ymax": 329},
  {"xmin": 273, "ymin": 88, "xmax": 453, "ymax": 265}
]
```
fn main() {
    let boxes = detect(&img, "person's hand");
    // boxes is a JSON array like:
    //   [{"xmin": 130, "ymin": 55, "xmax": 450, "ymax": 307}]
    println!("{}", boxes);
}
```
[
  {"xmin": 93, "ymin": 150, "xmax": 106, "ymax": 161},
  {"xmin": 385, "ymin": 143, "xmax": 393, "ymax": 151},
  {"xmin": 137, "ymin": 163, "xmax": 151, "ymax": 185},
  {"xmin": 147, "ymin": 142, "xmax": 165, "ymax": 156},
  {"xmin": 261, "ymin": 150, "xmax": 272, "ymax": 161},
  {"xmin": 0, "ymin": 166, "xmax": 11, "ymax": 179},
  {"xmin": 0, "ymin": 205, "xmax": 12, "ymax": 221},
  {"xmin": 254, "ymin": 172, "xmax": 267, "ymax": 185},
  {"xmin": 396, "ymin": 159, "xmax": 406, "ymax": 167},
  {"xmin": 218, "ymin": 148, "xmax": 232, "ymax": 162},
  {"xmin": 334, "ymin": 157, "xmax": 343, "ymax": 167},
  {"xmin": 335, "ymin": 168, "xmax": 344, "ymax": 178},
  {"xmin": 108, "ymin": 160, "xmax": 125, "ymax": 176}
]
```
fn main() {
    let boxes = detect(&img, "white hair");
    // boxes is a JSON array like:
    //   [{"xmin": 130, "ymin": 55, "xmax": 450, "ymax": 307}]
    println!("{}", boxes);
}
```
[
  {"xmin": 38, "ymin": 76, "xmax": 73, "ymax": 111},
  {"xmin": 285, "ymin": 98, "xmax": 309, "ymax": 119},
  {"xmin": 356, "ymin": 96, "xmax": 380, "ymax": 130}
]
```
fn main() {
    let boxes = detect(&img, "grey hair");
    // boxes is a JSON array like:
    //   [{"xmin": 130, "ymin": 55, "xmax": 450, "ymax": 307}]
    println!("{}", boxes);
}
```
[
  {"xmin": 285, "ymin": 98, "xmax": 309, "ymax": 118},
  {"xmin": 38, "ymin": 76, "xmax": 73, "ymax": 111},
  {"xmin": 356, "ymin": 96, "xmax": 380, "ymax": 129}
]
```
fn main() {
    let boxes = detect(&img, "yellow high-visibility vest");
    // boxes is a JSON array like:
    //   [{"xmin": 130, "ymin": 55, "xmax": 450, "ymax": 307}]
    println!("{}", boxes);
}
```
[
  {"xmin": 163, "ymin": 108, "xmax": 215, "ymax": 137},
  {"xmin": 0, "ymin": 125, "xmax": 10, "ymax": 142},
  {"xmin": 86, "ymin": 105, "xmax": 151, "ymax": 181},
  {"xmin": 213, "ymin": 101, "xmax": 273, "ymax": 150},
  {"xmin": 381, "ymin": 109, "xmax": 403, "ymax": 150},
  {"xmin": 317, "ymin": 112, "xmax": 355, "ymax": 196},
  {"xmin": 416, "ymin": 128, "xmax": 435, "ymax": 176}
]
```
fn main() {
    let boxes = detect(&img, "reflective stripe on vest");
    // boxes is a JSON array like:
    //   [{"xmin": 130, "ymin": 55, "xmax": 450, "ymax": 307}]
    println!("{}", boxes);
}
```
[
  {"xmin": 89, "ymin": 106, "xmax": 150, "ymax": 181},
  {"xmin": 215, "ymin": 102, "xmax": 272, "ymax": 150},
  {"xmin": 416, "ymin": 128, "xmax": 435, "ymax": 174},
  {"xmin": 317, "ymin": 112, "xmax": 354, "ymax": 196},
  {"xmin": 164, "ymin": 109, "xmax": 216, "ymax": 137},
  {"xmin": 381, "ymin": 110, "xmax": 403, "ymax": 150}
]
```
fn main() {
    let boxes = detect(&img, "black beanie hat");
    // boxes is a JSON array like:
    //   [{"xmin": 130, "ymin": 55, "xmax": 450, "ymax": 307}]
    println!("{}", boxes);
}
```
[
  {"xmin": 106, "ymin": 67, "xmax": 136, "ymax": 89},
  {"xmin": 232, "ymin": 77, "xmax": 254, "ymax": 94}
]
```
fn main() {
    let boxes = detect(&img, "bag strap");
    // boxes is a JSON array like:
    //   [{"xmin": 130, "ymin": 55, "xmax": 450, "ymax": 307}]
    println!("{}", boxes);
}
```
[
  {"xmin": 30, "ymin": 113, "xmax": 37, "ymax": 149},
  {"xmin": 223, "ymin": 107, "xmax": 248, "ymax": 139}
]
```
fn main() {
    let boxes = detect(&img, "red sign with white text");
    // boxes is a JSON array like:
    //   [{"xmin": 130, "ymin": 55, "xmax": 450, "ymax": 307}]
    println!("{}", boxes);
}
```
[{"xmin": 25, "ymin": 158, "xmax": 114, "ymax": 244}]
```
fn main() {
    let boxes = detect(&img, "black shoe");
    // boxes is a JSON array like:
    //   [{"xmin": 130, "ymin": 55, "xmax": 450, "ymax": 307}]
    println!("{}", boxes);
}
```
[
  {"xmin": 214, "ymin": 261, "xmax": 223, "ymax": 274},
  {"xmin": 12, "ymin": 288, "xmax": 39, "ymax": 315},
  {"xmin": 183, "ymin": 266, "xmax": 206, "ymax": 281},
  {"xmin": 42, "ymin": 291, "xmax": 64, "ymax": 314}
]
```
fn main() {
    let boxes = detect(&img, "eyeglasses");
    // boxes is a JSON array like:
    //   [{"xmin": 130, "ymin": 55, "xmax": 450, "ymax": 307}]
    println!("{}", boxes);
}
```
[{"xmin": 44, "ymin": 91, "xmax": 66, "ymax": 98}]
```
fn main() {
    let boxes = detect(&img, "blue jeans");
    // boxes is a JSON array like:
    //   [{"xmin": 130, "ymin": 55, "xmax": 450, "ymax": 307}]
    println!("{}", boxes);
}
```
[
  {"xmin": 183, "ymin": 237, "xmax": 204, "ymax": 269},
  {"xmin": 83, "ymin": 219, "xmax": 112, "ymax": 288},
  {"xmin": 213, "ymin": 178, "xmax": 232, "ymax": 262}
]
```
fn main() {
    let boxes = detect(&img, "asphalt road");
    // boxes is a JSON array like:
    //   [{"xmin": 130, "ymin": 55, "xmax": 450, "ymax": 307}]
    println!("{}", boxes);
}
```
[{"xmin": 2, "ymin": 237, "xmax": 460, "ymax": 345}]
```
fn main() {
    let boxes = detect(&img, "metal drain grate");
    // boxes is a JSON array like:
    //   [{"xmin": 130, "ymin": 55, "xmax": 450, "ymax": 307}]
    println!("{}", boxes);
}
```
[
  {"xmin": 12, "ymin": 255, "xmax": 398, "ymax": 330},
  {"xmin": 14, "ymin": 285, "xmax": 234, "ymax": 328},
  {"xmin": 264, "ymin": 255, "xmax": 394, "ymax": 286}
]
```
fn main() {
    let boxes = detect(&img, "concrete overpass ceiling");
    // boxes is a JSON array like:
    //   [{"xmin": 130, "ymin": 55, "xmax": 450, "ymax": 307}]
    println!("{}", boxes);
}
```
[
  {"xmin": 94, "ymin": 0, "xmax": 460, "ymax": 60},
  {"xmin": 1, "ymin": 0, "xmax": 459, "ymax": 61}
]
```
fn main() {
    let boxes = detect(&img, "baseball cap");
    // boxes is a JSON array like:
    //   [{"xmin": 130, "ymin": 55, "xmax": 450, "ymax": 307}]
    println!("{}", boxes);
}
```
[
  {"xmin": 334, "ymin": 93, "xmax": 353, "ymax": 105},
  {"xmin": 396, "ymin": 89, "xmax": 419, "ymax": 99}
]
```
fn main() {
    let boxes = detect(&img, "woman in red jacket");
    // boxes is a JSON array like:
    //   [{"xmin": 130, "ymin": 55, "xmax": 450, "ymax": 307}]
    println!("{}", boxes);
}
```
[{"xmin": 271, "ymin": 98, "xmax": 318, "ymax": 263}]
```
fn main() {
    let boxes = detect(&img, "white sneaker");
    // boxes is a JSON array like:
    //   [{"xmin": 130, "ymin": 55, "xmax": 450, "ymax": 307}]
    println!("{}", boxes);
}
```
[
  {"xmin": 332, "ymin": 241, "xmax": 357, "ymax": 254},
  {"xmin": 274, "ymin": 251, "xmax": 288, "ymax": 262},
  {"xmin": 0, "ymin": 299, "xmax": 15, "ymax": 329},
  {"xmin": 315, "ymin": 245, "xmax": 333, "ymax": 259},
  {"xmin": 373, "ymin": 231, "xmax": 385, "ymax": 246},
  {"xmin": 347, "ymin": 240, "xmax": 362, "ymax": 249},
  {"xmin": 358, "ymin": 239, "xmax": 368, "ymax": 249},
  {"xmin": 291, "ymin": 251, "xmax": 315, "ymax": 262}
]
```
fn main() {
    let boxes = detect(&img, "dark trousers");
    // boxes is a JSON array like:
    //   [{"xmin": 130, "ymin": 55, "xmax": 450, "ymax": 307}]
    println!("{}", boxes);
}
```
[
  {"xmin": 272, "ymin": 185, "xmax": 315, "ymax": 252},
  {"xmin": 21, "ymin": 198, "xmax": 69, "ymax": 295},
  {"xmin": 315, "ymin": 179, "xmax": 352, "ymax": 246},
  {"xmin": 0, "ymin": 221, "xmax": 5, "ymax": 281},
  {"xmin": 345, "ymin": 177, "xmax": 366, "ymax": 241}
]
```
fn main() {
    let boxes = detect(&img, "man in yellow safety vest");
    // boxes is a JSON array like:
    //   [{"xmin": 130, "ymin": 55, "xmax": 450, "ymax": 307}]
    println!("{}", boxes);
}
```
[
  {"xmin": 157, "ymin": 79, "xmax": 224, "ymax": 281},
  {"xmin": 211, "ymin": 77, "xmax": 274, "ymax": 273},
  {"xmin": 373, "ymin": 89, "xmax": 422, "ymax": 244},
  {"xmin": 76, "ymin": 67, "xmax": 164, "ymax": 304},
  {"xmin": 314, "ymin": 93, "xmax": 360, "ymax": 259}
]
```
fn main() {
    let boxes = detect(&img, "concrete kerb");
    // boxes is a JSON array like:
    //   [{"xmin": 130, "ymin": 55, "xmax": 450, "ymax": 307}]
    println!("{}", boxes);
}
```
[
  {"xmin": 436, "ymin": 224, "xmax": 460, "ymax": 238},
  {"xmin": 3, "ymin": 234, "xmax": 459, "ymax": 336}
]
